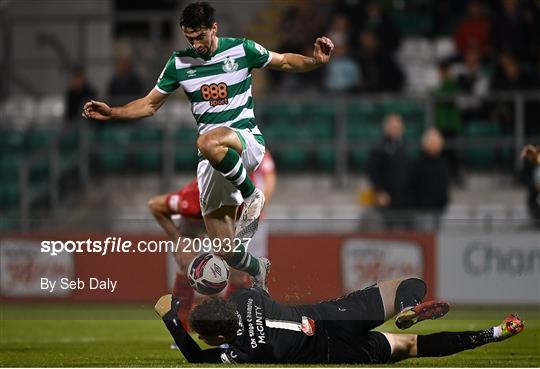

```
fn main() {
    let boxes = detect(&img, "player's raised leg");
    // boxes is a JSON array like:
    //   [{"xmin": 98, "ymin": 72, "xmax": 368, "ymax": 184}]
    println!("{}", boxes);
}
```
[
  {"xmin": 197, "ymin": 127, "xmax": 265, "ymax": 238},
  {"xmin": 376, "ymin": 277, "xmax": 449, "ymax": 328},
  {"xmin": 382, "ymin": 313, "xmax": 524, "ymax": 363}
]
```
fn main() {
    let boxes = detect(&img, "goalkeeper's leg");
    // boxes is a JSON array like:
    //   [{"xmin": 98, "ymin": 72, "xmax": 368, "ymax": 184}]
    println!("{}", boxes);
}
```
[
  {"xmin": 377, "ymin": 278, "xmax": 449, "ymax": 329},
  {"xmin": 382, "ymin": 313, "xmax": 524, "ymax": 363}
]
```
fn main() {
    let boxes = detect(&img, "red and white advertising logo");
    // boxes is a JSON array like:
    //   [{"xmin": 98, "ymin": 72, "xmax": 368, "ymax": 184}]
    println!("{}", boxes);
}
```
[
  {"xmin": 0, "ymin": 239, "xmax": 74, "ymax": 297},
  {"xmin": 341, "ymin": 239, "xmax": 423, "ymax": 294}
]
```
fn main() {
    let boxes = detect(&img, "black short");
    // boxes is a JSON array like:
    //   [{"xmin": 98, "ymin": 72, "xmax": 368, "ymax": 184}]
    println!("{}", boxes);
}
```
[{"xmin": 315, "ymin": 285, "xmax": 391, "ymax": 364}]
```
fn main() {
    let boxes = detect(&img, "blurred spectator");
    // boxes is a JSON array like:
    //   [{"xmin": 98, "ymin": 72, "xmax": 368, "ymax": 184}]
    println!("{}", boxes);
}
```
[
  {"xmin": 453, "ymin": 49, "xmax": 490, "ymax": 96},
  {"xmin": 491, "ymin": 51, "xmax": 534, "ymax": 130},
  {"xmin": 491, "ymin": 0, "xmax": 533, "ymax": 60},
  {"xmin": 433, "ymin": 62, "xmax": 464, "ymax": 186},
  {"xmin": 323, "ymin": 43, "xmax": 359, "ymax": 93},
  {"xmin": 453, "ymin": 0, "xmax": 492, "ymax": 59},
  {"xmin": 107, "ymin": 57, "xmax": 144, "ymax": 102},
  {"xmin": 366, "ymin": 114, "xmax": 412, "ymax": 228},
  {"xmin": 65, "ymin": 66, "xmax": 96, "ymax": 121},
  {"xmin": 451, "ymin": 49, "xmax": 490, "ymax": 120},
  {"xmin": 271, "ymin": 2, "xmax": 326, "ymax": 89},
  {"xmin": 326, "ymin": 13, "xmax": 353, "ymax": 49},
  {"xmin": 521, "ymin": 153, "xmax": 540, "ymax": 227},
  {"xmin": 355, "ymin": 30, "xmax": 404, "ymax": 92},
  {"xmin": 492, "ymin": 51, "xmax": 533, "ymax": 91},
  {"xmin": 410, "ymin": 128, "xmax": 450, "ymax": 229},
  {"xmin": 278, "ymin": 2, "xmax": 325, "ymax": 54},
  {"xmin": 360, "ymin": 0, "xmax": 401, "ymax": 55}
]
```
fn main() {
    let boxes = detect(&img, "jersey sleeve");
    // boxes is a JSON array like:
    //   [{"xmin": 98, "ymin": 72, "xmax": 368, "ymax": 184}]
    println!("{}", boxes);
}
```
[
  {"xmin": 155, "ymin": 53, "xmax": 180, "ymax": 94},
  {"xmin": 219, "ymin": 347, "xmax": 250, "ymax": 364},
  {"xmin": 243, "ymin": 39, "xmax": 272, "ymax": 69},
  {"xmin": 164, "ymin": 319, "xmax": 224, "ymax": 363}
]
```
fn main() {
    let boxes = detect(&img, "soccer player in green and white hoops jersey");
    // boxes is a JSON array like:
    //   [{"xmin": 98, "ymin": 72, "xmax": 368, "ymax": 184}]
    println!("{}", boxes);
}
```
[{"xmin": 83, "ymin": 1, "xmax": 334, "ymax": 291}]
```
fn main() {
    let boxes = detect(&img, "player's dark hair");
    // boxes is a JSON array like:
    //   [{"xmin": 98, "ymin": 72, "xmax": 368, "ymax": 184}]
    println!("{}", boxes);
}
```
[
  {"xmin": 180, "ymin": 1, "xmax": 215, "ymax": 30},
  {"xmin": 189, "ymin": 298, "xmax": 238, "ymax": 341}
]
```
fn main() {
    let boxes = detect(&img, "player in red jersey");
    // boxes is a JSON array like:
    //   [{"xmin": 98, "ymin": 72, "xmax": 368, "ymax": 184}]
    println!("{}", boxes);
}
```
[
  {"xmin": 148, "ymin": 179, "xmax": 205, "ymax": 328},
  {"xmin": 148, "ymin": 152, "xmax": 276, "ymax": 325}
]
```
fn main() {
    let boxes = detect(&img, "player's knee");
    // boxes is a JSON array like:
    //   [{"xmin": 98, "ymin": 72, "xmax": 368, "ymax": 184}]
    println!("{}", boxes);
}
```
[
  {"xmin": 197, "ymin": 134, "xmax": 218, "ymax": 157},
  {"xmin": 385, "ymin": 334, "xmax": 417, "ymax": 362}
]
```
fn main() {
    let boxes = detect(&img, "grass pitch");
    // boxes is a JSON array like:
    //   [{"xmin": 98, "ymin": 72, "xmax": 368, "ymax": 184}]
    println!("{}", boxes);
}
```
[{"xmin": 1, "ymin": 304, "xmax": 538, "ymax": 367}]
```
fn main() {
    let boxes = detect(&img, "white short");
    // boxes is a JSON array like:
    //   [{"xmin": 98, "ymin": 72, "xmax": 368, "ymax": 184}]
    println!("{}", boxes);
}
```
[{"xmin": 197, "ymin": 128, "xmax": 265, "ymax": 216}]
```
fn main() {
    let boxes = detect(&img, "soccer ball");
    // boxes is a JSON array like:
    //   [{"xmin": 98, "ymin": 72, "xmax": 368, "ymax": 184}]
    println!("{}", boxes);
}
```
[{"xmin": 187, "ymin": 253, "xmax": 230, "ymax": 295}]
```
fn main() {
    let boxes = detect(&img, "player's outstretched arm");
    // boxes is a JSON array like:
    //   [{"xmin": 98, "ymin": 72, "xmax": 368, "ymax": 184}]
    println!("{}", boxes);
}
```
[
  {"xmin": 164, "ymin": 319, "xmax": 225, "ymax": 363},
  {"xmin": 148, "ymin": 194, "xmax": 181, "ymax": 241},
  {"xmin": 268, "ymin": 37, "xmax": 334, "ymax": 73},
  {"xmin": 156, "ymin": 295, "xmax": 225, "ymax": 363},
  {"xmin": 82, "ymin": 88, "xmax": 168, "ymax": 121}
]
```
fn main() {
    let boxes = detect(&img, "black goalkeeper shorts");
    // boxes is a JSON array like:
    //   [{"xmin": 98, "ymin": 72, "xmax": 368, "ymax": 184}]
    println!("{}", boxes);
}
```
[{"xmin": 315, "ymin": 284, "xmax": 392, "ymax": 364}]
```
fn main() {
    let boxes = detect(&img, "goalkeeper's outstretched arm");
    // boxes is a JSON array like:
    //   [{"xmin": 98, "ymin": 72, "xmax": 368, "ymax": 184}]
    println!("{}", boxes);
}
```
[{"xmin": 163, "ymin": 319, "xmax": 224, "ymax": 363}]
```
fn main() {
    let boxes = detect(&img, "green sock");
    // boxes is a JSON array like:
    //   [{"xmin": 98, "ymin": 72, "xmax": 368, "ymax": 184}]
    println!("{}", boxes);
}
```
[
  {"xmin": 227, "ymin": 244, "xmax": 260, "ymax": 276},
  {"xmin": 213, "ymin": 148, "xmax": 255, "ymax": 198}
]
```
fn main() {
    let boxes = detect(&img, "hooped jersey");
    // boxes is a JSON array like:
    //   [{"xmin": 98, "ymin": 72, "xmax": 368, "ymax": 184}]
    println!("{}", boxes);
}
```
[{"xmin": 155, "ymin": 38, "xmax": 272, "ymax": 135}]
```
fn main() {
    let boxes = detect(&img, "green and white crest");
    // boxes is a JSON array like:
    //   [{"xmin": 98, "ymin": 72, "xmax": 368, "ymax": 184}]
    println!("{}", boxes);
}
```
[{"xmin": 222, "ymin": 57, "xmax": 239, "ymax": 73}]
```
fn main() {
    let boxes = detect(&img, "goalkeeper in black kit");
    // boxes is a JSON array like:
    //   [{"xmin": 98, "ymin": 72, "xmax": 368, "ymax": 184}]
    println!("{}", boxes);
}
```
[{"xmin": 154, "ymin": 273, "xmax": 524, "ymax": 364}]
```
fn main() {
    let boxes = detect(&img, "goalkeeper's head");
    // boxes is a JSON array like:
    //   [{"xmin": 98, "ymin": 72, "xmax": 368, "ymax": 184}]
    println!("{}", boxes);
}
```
[{"xmin": 189, "ymin": 298, "xmax": 239, "ymax": 346}]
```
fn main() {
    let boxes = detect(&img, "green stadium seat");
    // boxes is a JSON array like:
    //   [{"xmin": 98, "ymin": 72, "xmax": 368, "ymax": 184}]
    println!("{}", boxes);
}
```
[
  {"xmin": 29, "ymin": 179, "xmax": 49, "ymax": 202},
  {"xmin": 97, "ymin": 150, "xmax": 127, "ymax": 171},
  {"xmin": 93, "ymin": 126, "xmax": 132, "ymax": 145},
  {"xmin": 0, "ymin": 130, "xmax": 25, "ymax": 154},
  {"xmin": 263, "ymin": 122, "xmax": 292, "ymax": 141},
  {"xmin": 175, "ymin": 126, "xmax": 198, "ymax": 143},
  {"xmin": 59, "ymin": 130, "xmax": 79, "ymax": 155},
  {"xmin": 133, "ymin": 150, "xmax": 162, "ymax": 171},
  {"xmin": 404, "ymin": 123, "xmax": 424, "ymax": 142},
  {"xmin": 0, "ymin": 155, "xmax": 22, "ymax": 179},
  {"xmin": 27, "ymin": 129, "xmax": 59, "ymax": 151},
  {"xmin": 350, "ymin": 147, "xmax": 370, "ymax": 169},
  {"xmin": 132, "ymin": 126, "xmax": 162, "ymax": 142},
  {"xmin": 92, "ymin": 126, "xmax": 131, "ymax": 171},
  {"xmin": 311, "ymin": 120, "xmax": 334, "ymax": 140},
  {"xmin": 175, "ymin": 148, "xmax": 198, "ymax": 171},
  {"xmin": 29, "ymin": 157, "xmax": 49, "ymax": 180},
  {"xmin": 131, "ymin": 126, "xmax": 163, "ymax": 171},
  {"xmin": 464, "ymin": 121, "xmax": 503, "ymax": 169},
  {"xmin": 392, "ymin": 13, "xmax": 432, "ymax": 36},
  {"xmin": 259, "ymin": 103, "xmax": 303, "ymax": 125},
  {"xmin": 381, "ymin": 101, "xmax": 426, "ymax": 123},
  {"xmin": 174, "ymin": 127, "xmax": 199, "ymax": 170},
  {"xmin": 0, "ymin": 182, "xmax": 19, "ymax": 208},
  {"xmin": 315, "ymin": 147, "xmax": 334, "ymax": 171},
  {"xmin": 347, "ymin": 103, "xmax": 379, "ymax": 125},
  {"xmin": 275, "ymin": 147, "xmax": 308, "ymax": 171},
  {"xmin": 348, "ymin": 123, "xmax": 380, "ymax": 140}
]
